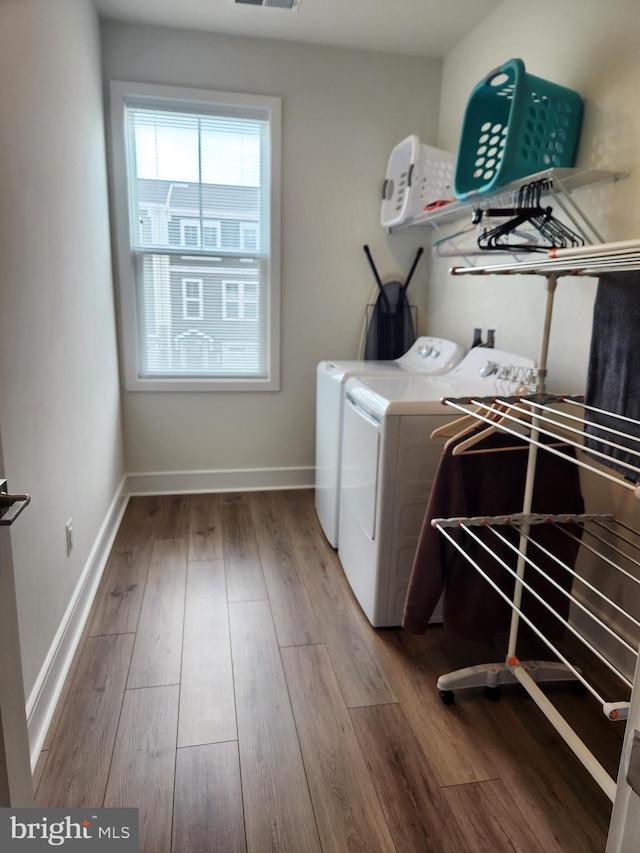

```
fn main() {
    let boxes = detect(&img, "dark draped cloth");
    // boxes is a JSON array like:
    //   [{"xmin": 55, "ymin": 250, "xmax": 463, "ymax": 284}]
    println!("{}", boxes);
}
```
[
  {"xmin": 402, "ymin": 427, "xmax": 584, "ymax": 640},
  {"xmin": 584, "ymin": 270, "xmax": 640, "ymax": 483}
]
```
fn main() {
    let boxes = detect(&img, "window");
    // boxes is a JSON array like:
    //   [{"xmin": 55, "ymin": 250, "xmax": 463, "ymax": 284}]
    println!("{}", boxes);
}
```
[
  {"xmin": 223, "ymin": 280, "xmax": 259, "ymax": 320},
  {"xmin": 182, "ymin": 278, "xmax": 204, "ymax": 319},
  {"xmin": 110, "ymin": 81, "xmax": 281, "ymax": 391},
  {"xmin": 178, "ymin": 218, "xmax": 221, "ymax": 249},
  {"xmin": 240, "ymin": 221, "xmax": 259, "ymax": 251},
  {"xmin": 180, "ymin": 219, "xmax": 201, "ymax": 248},
  {"xmin": 202, "ymin": 220, "xmax": 221, "ymax": 249}
]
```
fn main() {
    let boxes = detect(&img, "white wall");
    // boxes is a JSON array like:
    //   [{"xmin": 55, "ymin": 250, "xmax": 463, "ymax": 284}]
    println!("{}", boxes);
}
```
[
  {"xmin": 431, "ymin": 0, "xmax": 640, "ymax": 392},
  {"xmin": 0, "ymin": 0, "xmax": 124, "ymax": 700},
  {"xmin": 101, "ymin": 21, "xmax": 442, "ymax": 478}
]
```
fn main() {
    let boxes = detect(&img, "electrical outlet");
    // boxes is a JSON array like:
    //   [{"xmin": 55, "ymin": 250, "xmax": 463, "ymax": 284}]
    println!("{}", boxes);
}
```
[
  {"xmin": 472, "ymin": 324, "xmax": 499, "ymax": 348},
  {"xmin": 484, "ymin": 324, "xmax": 499, "ymax": 348},
  {"xmin": 65, "ymin": 518, "xmax": 74, "ymax": 555}
]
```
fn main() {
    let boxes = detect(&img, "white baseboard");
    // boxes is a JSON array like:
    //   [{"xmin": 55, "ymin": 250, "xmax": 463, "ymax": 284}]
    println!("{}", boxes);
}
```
[
  {"xmin": 126, "ymin": 465, "xmax": 315, "ymax": 494},
  {"xmin": 26, "ymin": 477, "xmax": 129, "ymax": 770},
  {"xmin": 25, "ymin": 467, "xmax": 314, "ymax": 768}
]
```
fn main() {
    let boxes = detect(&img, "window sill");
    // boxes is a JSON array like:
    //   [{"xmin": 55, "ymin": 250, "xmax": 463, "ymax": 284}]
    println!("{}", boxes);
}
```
[{"xmin": 125, "ymin": 375, "xmax": 280, "ymax": 392}]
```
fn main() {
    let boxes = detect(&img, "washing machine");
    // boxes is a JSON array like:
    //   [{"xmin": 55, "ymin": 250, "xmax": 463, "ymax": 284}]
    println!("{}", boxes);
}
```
[
  {"xmin": 315, "ymin": 336, "xmax": 464, "ymax": 547},
  {"xmin": 338, "ymin": 346, "xmax": 537, "ymax": 627}
]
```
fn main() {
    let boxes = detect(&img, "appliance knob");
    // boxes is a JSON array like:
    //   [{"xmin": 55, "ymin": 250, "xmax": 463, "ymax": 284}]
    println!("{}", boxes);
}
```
[
  {"xmin": 480, "ymin": 360, "xmax": 497, "ymax": 377},
  {"xmin": 418, "ymin": 345, "xmax": 433, "ymax": 358}
]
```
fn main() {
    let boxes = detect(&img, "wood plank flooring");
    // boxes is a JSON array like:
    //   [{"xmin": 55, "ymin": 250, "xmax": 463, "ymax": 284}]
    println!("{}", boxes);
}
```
[{"xmin": 35, "ymin": 490, "xmax": 621, "ymax": 852}]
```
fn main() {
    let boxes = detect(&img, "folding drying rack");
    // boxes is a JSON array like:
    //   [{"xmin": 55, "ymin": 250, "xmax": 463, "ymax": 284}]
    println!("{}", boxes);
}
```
[{"xmin": 430, "ymin": 241, "xmax": 640, "ymax": 849}]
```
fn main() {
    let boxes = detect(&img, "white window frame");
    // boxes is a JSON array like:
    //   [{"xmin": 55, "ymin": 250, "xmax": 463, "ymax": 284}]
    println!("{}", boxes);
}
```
[
  {"xmin": 239, "ymin": 221, "xmax": 259, "ymax": 251},
  {"xmin": 179, "ymin": 219, "xmax": 201, "ymax": 248},
  {"xmin": 222, "ymin": 280, "xmax": 259, "ymax": 321},
  {"xmin": 202, "ymin": 219, "xmax": 222, "ymax": 250},
  {"xmin": 178, "ymin": 218, "xmax": 222, "ymax": 250},
  {"xmin": 109, "ymin": 80, "xmax": 281, "ymax": 392},
  {"xmin": 182, "ymin": 278, "xmax": 204, "ymax": 320}
]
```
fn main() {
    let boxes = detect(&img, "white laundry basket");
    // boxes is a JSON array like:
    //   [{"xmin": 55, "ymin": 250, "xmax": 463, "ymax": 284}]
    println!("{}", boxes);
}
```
[{"xmin": 381, "ymin": 136, "xmax": 455, "ymax": 228}]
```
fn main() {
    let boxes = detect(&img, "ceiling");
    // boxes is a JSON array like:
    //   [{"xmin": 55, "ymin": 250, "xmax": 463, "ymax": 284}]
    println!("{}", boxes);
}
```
[{"xmin": 94, "ymin": 0, "xmax": 502, "ymax": 58}]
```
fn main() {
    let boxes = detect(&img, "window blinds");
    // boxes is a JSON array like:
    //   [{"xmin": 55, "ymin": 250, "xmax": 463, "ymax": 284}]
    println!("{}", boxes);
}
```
[{"xmin": 123, "ymin": 102, "xmax": 271, "ymax": 380}]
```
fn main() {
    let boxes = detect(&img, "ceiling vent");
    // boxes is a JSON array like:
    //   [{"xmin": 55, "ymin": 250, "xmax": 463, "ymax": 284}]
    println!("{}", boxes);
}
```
[{"xmin": 234, "ymin": 0, "xmax": 300, "ymax": 9}]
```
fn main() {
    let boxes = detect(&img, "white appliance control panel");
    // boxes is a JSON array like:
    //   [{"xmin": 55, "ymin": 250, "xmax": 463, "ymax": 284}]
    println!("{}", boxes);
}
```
[
  {"xmin": 396, "ymin": 337, "xmax": 464, "ymax": 373},
  {"xmin": 447, "ymin": 346, "xmax": 537, "ymax": 392}
]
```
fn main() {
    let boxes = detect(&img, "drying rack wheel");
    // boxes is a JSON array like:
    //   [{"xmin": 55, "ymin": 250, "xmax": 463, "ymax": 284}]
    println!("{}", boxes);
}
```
[
  {"xmin": 484, "ymin": 685, "xmax": 501, "ymax": 702},
  {"xmin": 439, "ymin": 689, "xmax": 456, "ymax": 705}
]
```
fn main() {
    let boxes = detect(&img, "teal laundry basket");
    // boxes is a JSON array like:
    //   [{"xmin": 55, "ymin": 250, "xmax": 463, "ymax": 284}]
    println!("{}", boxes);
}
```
[{"xmin": 453, "ymin": 58, "xmax": 583, "ymax": 200}]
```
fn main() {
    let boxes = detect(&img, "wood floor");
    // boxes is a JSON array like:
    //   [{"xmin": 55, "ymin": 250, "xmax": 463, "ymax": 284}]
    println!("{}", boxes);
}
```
[{"xmin": 34, "ymin": 490, "xmax": 622, "ymax": 852}]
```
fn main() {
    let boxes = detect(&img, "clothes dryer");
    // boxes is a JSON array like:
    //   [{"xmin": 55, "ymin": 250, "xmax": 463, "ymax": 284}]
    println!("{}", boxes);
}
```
[
  {"xmin": 315, "ymin": 337, "xmax": 464, "ymax": 547},
  {"xmin": 338, "ymin": 347, "xmax": 537, "ymax": 627}
]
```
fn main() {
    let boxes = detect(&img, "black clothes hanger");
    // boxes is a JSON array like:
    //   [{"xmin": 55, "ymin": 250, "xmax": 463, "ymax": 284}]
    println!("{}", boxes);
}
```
[{"xmin": 477, "ymin": 180, "xmax": 585, "ymax": 253}]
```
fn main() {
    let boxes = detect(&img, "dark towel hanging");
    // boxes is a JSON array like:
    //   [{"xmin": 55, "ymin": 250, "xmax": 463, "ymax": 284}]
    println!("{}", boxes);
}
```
[{"xmin": 584, "ymin": 270, "xmax": 640, "ymax": 483}]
